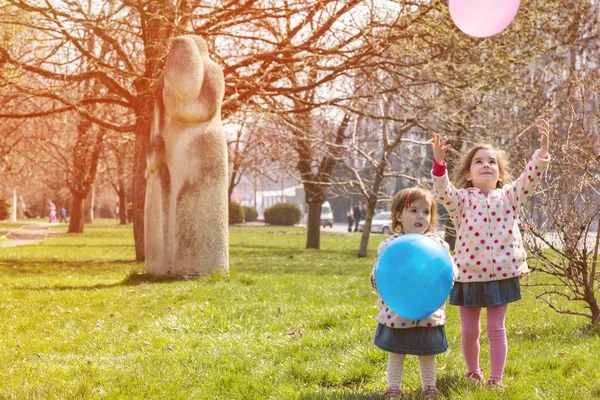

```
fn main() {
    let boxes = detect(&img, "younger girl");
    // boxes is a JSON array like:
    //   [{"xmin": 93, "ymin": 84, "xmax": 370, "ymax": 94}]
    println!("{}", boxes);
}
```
[
  {"xmin": 370, "ymin": 187, "xmax": 457, "ymax": 399},
  {"xmin": 430, "ymin": 119, "xmax": 551, "ymax": 388}
]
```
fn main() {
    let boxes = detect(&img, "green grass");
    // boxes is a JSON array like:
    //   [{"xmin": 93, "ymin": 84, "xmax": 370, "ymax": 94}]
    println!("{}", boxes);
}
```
[{"xmin": 0, "ymin": 222, "xmax": 599, "ymax": 399}]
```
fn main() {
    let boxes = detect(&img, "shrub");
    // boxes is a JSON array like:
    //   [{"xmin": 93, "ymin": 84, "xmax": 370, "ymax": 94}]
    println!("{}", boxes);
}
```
[
  {"xmin": 229, "ymin": 201, "xmax": 245, "ymax": 225},
  {"xmin": 0, "ymin": 198, "xmax": 9, "ymax": 220},
  {"xmin": 264, "ymin": 202, "xmax": 302, "ymax": 226},
  {"xmin": 243, "ymin": 206, "xmax": 258, "ymax": 222}
]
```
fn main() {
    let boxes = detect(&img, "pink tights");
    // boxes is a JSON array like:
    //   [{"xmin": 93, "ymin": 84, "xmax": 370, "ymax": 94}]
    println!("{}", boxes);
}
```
[{"xmin": 459, "ymin": 304, "xmax": 508, "ymax": 381}]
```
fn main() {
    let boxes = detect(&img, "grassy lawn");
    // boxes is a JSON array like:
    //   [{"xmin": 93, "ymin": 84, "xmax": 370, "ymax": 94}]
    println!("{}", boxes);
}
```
[{"xmin": 0, "ymin": 222, "xmax": 599, "ymax": 399}]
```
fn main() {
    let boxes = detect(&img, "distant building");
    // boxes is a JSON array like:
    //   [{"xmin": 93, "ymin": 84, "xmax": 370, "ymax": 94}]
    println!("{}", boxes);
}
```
[{"xmin": 230, "ymin": 176, "xmax": 307, "ymax": 217}]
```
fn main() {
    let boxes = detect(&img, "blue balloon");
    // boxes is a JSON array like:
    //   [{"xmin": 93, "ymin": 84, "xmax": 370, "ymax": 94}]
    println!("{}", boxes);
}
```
[{"xmin": 375, "ymin": 234, "xmax": 454, "ymax": 321}]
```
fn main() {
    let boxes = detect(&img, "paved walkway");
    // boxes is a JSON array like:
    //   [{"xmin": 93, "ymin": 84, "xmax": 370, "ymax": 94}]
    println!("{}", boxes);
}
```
[{"xmin": 0, "ymin": 224, "xmax": 50, "ymax": 248}]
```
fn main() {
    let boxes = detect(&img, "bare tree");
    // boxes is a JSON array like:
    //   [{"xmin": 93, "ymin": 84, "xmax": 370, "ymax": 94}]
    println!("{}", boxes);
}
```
[
  {"xmin": 524, "ymin": 73, "xmax": 600, "ymax": 325},
  {"xmin": 1, "ymin": 0, "xmax": 596, "ymax": 258},
  {"xmin": 225, "ymin": 113, "xmax": 279, "ymax": 204},
  {"xmin": 342, "ymin": 95, "xmax": 422, "ymax": 257},
  {"xmin": 99, "ymin": 133, "xmax": 134, "ymax": 225},
  {"xmin": 267, "ymin": 106, "xmax": 350, "ymax": 249},
  {"xmin": 0, "ymin": 0, "xmax": 379, "ymax": 259}
]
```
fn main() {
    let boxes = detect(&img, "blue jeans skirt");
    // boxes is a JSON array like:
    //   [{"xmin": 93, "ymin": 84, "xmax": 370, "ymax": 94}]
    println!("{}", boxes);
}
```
[
  {"xmin": 449, "ymin": 277, "xmax": 521, "ymax": 307},
  {"xmin": 374, "ymin": 324, "xmax": 448, "ymax": 355}
]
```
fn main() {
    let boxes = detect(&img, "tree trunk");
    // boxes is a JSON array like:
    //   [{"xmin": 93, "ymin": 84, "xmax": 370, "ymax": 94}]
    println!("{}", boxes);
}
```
[
  {"xmin": 228, "ymin": 139, "xmax": 242, "ymax": 202},
  {"xmin": 590, "ymin": 300, "xmax": 600, "ymax": 326},
  {"xmin": 132, "ymin": 92, "xmax": 153, "ymax": 261},
  {"xmin": 84, "ymin": 187, "xmax": 94, "ymax": 223},
  {"xmin": 130, "ymin": 0, "xmax": 176, "ymax": 261},
  {"xmin": 68, "ymin": 191, "xmax": 87, "ymax": 233},
  {"xmin": 228, "ymin": 163, "xmax": 239, "ymax": 202},
  {"xmin": 10, "ymin": 189, "xmax": 17, "ymax": 222},
  {"xmin": 357, "ymin": 153, "xmax": 388, "ymax": 258},
  {"xmin": 306, "ymin": 203, "xmax": 322, "ymax": 249},
  {"xmin": 297, "ymin": 114, "xmax": 349, "ymax": 250},
  {"xmin": 357, "ymin": 200, "xmax": 377, "ymax": 258},
  {"xmin": 585, "ymin": 285, "xmax": 600, "ymax": 325},
  {"xmin": 67, "ymin": 117, "xmax": 103, "ymax": 232},
  {"xmin": 303, "ymin": 180, "xmax": 326, "ymax": 249},
  {"xmin": 118, "ymin": 179, "xmax": 127, "ymax": 225}
]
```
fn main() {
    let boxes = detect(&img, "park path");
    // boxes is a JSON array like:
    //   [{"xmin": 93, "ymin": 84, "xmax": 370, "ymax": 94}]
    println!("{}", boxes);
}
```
[{"xmin": 0, "ymin": 224, "xmax": 50, "ymax": 248}]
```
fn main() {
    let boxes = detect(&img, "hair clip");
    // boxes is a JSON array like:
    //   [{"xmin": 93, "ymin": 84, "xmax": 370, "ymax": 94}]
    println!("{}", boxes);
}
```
[{"xmin": 405, "ymin": 194, "xmax": 411, "ymax": 208}]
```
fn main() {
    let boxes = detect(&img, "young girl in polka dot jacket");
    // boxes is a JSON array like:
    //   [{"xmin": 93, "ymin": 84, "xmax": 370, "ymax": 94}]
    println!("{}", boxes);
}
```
[
  {"xmin": 430, "ymin": 119, "xmax": 551, "ymax": 389},
  {"xmin": 370, "ymin": 187, "xmax": 458, "ymax": 399}
]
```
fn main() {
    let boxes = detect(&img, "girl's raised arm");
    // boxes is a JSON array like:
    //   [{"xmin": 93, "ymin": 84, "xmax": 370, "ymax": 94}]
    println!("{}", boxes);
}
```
[
  {"xmin": 505, "ymin": 119, "xmax": 551, "ymax": 208},
  {"xmin": 430, "ymin": 133, "xmax": 451, "ymax": 164}
]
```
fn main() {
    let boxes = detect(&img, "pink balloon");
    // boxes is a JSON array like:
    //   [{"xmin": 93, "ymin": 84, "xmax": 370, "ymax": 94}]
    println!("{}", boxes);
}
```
[{"xmin": 449, "ymin": 0, "xmax": 521, "ymax": 38}]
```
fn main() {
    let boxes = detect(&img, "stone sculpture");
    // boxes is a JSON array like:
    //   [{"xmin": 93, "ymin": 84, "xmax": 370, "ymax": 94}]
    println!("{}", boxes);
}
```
[{"xmin": 145, "ymin": 35, "xmax": 229, "ymax": 277}]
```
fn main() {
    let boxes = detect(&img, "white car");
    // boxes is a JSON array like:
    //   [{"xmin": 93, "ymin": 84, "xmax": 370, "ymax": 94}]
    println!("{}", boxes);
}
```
[
  {"xmin": 320, "ymin": 201, "xmax": 334, "ymax": 228},
  {"xmin": 358, "ymin": 211, "xmax": 393, "ymax": 234}
]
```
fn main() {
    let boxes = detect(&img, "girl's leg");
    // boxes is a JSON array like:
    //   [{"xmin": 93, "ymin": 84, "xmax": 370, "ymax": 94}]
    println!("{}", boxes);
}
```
[
  {"xmin": 486, "ymin": 304, "xmax": 508, "ymax": 382},
  {"xmin": 459, "ymin": 306, "xmax": 483, "ymax": 377},
  {"xmin": 386, "ymin": 352, "xmax": 406, "ymax": 391},
  {"xmin": 418, "ymin": 355, "xmax": 439, "ymax": 396}
]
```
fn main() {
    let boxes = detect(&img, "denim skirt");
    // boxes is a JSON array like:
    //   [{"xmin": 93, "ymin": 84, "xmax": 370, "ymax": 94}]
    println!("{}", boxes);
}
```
[
  {"xmin": 449, "ymin": 277, "xmax": 521, "ymax": 307},
  {"xmin": 374, "ymin": 324, "xmax": 448, "ymax": 355}
]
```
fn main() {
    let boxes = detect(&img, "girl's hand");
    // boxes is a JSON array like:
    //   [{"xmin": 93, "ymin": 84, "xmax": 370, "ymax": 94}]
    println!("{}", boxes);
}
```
[
  {"xmin": 430, "ymin": 133, "xmax": 451, "ymax": 163},
  {"xmin": 537, "ymin": 119, "xmax": 550, "ymax": 158}
]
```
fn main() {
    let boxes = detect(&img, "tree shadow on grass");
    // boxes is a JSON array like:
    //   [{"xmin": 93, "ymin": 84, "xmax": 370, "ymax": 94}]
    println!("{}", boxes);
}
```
[
  {"xmin": 577, "ymin": 324, "xmax": 600, "ymax": 338},
  {"xmin": 231, "ymin": 243, "xmax": 359, "ymax": 255},
  {"xmin": 297, "ymin": 386, "xmax": 458, "ymax": 400},
  {"xmin": 39, "ymin": 244, "xmax": 135, "ymax": 248},
  {"xmin": 296, "ymin": 374, "xmax": 466, "ymax": 399},
  {"xmin": 298, "ymin": 393, "xmax": 381, "ymax": 400},
  {"xmin": 230, "ymin": 245, "xmax": 373, "ymax": 264},
  {"xmin": 293, "ymin": 373, "xmax": 464, "ymax": 400},
  {"xmin": 15, "ymin": 272, "xmax": 206, "ymax": 291},
  {"xmin": 0, "ymin": 259, "xmax": 140, "ymax": 268},
  {"xmin": 512, "ymin": 322, "xmax": 600, "ymax": 342},
  {"xmin": 436, "ymin": 373, "xmax": 463, "ymax": 397}
]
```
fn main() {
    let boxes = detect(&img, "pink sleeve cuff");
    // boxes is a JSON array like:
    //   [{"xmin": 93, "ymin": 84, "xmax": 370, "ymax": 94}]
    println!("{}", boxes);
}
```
[{"xmin": 432, "ymin": 159, "xmax": 447, "ymax": 177}]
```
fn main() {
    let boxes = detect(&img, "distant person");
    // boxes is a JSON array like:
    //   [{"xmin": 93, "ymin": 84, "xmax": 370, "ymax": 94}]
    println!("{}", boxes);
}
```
[
  {"xmin": 48, "ymin": 201, "xmax": 57, "ymax": 223},
  {"xmin": 430, "ymin": 119, "xmax": 551, "ymax": 388},
  {"xmin": 59, "ymin": 207, "xmax": 68, "ymax": 223},
  {"xmin": 353, "ymin": 201, "xmax": 362, "ymax": 232},
  {"xmin": 346, "ymin": 207, "xmax": 354, "ymax": 232}
]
